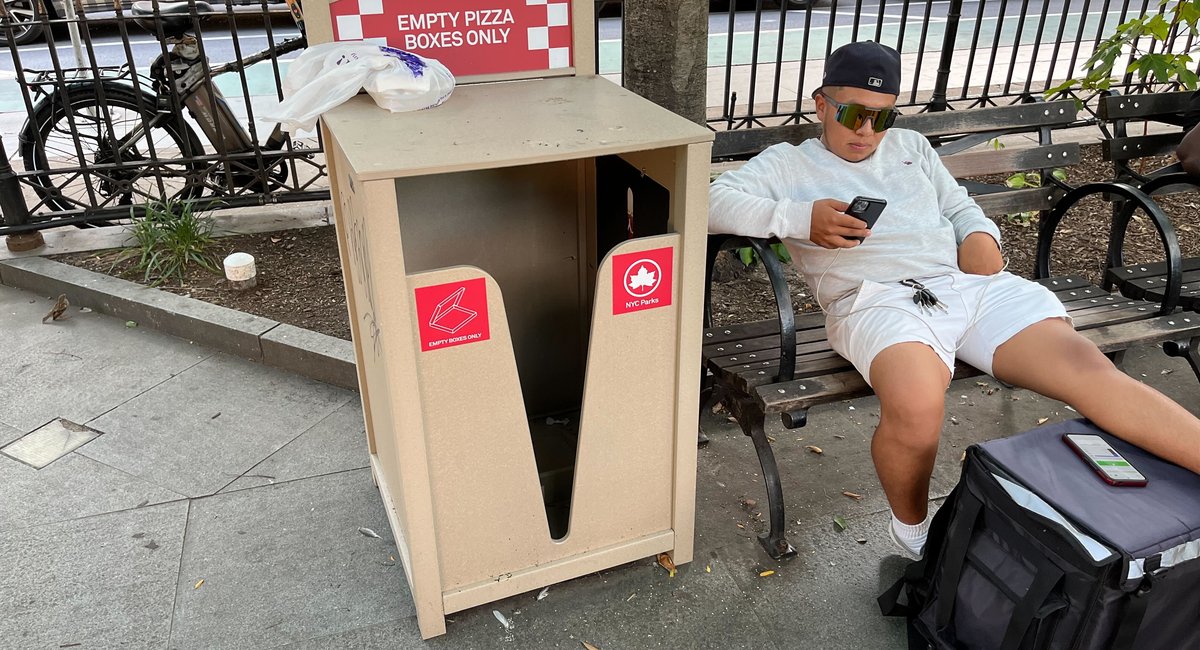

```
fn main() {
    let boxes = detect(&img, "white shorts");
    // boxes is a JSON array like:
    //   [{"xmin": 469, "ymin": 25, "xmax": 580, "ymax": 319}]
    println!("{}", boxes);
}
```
[{"xmin": 825, "ymin": 272, "xmax": 1070, "ymax": 387}]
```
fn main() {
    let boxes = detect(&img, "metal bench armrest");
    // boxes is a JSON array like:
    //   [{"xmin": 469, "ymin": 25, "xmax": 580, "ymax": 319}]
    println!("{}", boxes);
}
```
[
  {"xmin": 704, "ymin": 234, "xmax": 798, "ymax": 382},
  {"xmin": 1035, "ymin": 182, "xmax": 1184, "ymax": 315}
]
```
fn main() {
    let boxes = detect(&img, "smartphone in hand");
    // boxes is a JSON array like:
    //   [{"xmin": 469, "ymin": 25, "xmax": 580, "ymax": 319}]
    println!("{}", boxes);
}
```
[
  {"xmin": 1063, "ymin": 433, "xmax": 1148, "ymax": 487},
  {"xmin": 845, "ymin": 196, "xmax": 887, "ymax": 242}
]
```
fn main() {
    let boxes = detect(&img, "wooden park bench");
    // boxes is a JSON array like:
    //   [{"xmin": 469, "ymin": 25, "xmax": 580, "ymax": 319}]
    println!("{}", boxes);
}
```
[
  {"xmin": 702, "ymin": 99, "xmax": 1200, "ymax": 559},
  {"xmin": 1091, "ymin": 90, "xmax": 1200, "ymax": 314}
]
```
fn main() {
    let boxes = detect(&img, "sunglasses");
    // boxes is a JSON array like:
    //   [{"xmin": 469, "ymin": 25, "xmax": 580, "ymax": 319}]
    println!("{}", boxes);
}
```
[{"xmin": 819, "ymin": 92, "xmax": 900, "ymax": 132}]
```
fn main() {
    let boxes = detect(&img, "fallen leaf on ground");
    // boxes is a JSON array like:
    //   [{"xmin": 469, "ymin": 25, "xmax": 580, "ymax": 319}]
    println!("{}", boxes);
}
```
[
  {"xmin": 537, "ymin": 586, "xmax": 550, "ymax": 601},
  {"xmin": 1161, "ymin": 369, "xmax": 1175, "ymax": 375},
  {"xmin": 1037, "ymin": 417, "xmax": 1049, "ymax": 425},
  {"xmin": 856, "ymin": 538, "xmax": 868, "ymax": 544},
  {"xmin": 657, "ymin": 553, "xmax": 677, "ymax": 578},
  {"xmin": 833, "ymin": 515, "xmax": 848, "ymax": 531},
  {"xmin": 582, "ymin": 642, "xmax": 601, "ymax": 650},
  {"xmin": 805, "ymin": 445, "xmax": 824, "ymax": 455},
  {"xmin": 125, "ymin": 321, "xmax": 138, "ymax": 328},
  {"xmin": 706, "ymin": 564, "xmax": 712, "ymax": 573},
  {"xmin": 194, "ymin": 579, "xmax": 204, "ymax": 589},
  {"xmin": 834, "ymin": 434, "xmax": 845, "ymax": 439},
  {"xmin": 492, "ymin": 610, "xmax": 512, "ymax": 630},
  {"xmin": 767, "ymin": 435, "xmax": 776, "ymax": 443},
  {"xmin": 842, "ymin": 491, "xmax": 863, "ymax": 500},
  {"xmin": 358, "ymin": 527, "xmax": 381, "ymax": 539},
  {"xmin": 759, "ymin": 570, "xmax": 775, "ymax": 577}
]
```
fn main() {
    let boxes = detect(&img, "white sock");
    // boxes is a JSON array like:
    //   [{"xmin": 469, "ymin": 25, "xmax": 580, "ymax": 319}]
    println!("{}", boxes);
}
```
[{"xmin": 890, "ymin": 513, "xmax": 931, "ymax": 555}]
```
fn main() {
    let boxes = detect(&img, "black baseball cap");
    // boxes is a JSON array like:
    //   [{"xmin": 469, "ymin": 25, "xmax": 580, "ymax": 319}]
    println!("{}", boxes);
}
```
[{"xmin": 815, "ymin": 41, "xmax": 901, "ymax": 96}]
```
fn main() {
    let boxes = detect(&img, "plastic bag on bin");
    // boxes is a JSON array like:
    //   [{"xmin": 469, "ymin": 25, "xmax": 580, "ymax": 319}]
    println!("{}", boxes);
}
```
[{"xmin": 261, "ymin": 42, "xmax": 455, "ymax": 132}]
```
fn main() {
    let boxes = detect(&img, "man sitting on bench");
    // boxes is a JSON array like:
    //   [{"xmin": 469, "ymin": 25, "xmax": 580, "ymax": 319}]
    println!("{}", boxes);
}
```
[{"xmin": 708, "ymin": 41, "xmax": 1200, "ymax": 556}]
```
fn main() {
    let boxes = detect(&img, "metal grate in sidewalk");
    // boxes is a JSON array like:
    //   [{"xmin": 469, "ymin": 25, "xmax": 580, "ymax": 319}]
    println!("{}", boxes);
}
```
[{"xmin": 1, "ymin": 418, "xmax": 102, "ymax": 469}]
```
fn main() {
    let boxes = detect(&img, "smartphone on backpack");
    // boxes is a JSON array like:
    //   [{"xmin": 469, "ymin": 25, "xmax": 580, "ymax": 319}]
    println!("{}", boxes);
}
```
[
  {"xmin": 1063, "ymin": 433, "xmax": 1148, "ymax": 487},
  {"xmin": 845, "ymin": 196, "xmax": 887, "ymax": 242}
]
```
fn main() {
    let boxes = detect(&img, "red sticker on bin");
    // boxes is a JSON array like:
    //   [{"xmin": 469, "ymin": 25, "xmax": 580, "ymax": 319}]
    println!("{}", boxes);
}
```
[
  {"xmin": 612, "ymin": 247, "xmax": 673, "ymax": 315},
  {"xmin": 415, "ymin": 278, "xmax": 491, "ymax": 351},
  {"xmin": 327, "ymin": 0, "xmax": 574, "ymax": 77}
]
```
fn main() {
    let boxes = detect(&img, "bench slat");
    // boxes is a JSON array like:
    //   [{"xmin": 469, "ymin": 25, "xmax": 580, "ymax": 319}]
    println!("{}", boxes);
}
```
[
  {"xmin": 1099, "ymin": 91, "xmax": 1194, "ymax": 120},
  {"xmin": 703, "ymin": 310, "xmax": 826, "ymax": 346},
  {"xmin": 1102, "ymin": 133, "xmax": 1184, "ymax": 162},
  {"xmin": 1106, "ymin": 258, "xmax": 1200, "ymax": 283},
  {"xmin": 900, "ymin": 101, "xmax": 1079, "ymax": 138},
  {"xmin": 943, "ymin": 143, "xmax": 1080, "ymax": 178},
  {"xmin": 972, "ymin": 187, "xmax": 1056, "ymax": 217}
]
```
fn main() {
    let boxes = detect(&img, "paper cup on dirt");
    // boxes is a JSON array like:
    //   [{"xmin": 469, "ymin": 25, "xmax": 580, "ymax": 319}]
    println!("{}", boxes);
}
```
[{"xmin": 223, "ymin": 252, "xmax": 257, "ymax": 290}]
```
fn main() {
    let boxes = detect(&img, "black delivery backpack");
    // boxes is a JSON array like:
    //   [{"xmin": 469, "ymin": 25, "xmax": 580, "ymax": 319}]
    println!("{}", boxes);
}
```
[{"xmin": 879, "ymin": 419, "xmax": 1200, "ymax": 650}]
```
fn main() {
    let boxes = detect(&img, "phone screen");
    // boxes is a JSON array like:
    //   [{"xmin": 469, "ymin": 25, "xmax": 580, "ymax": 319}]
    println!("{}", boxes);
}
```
[{"xmin": 1064, "ymin": 434, "xmax": 1147, "ymax": 485}]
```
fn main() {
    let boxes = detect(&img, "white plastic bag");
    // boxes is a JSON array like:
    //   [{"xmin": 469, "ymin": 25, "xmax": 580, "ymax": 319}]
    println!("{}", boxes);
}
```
[{"xmin": 261, "ymin": 42, "xmax": 455, "ymax": 133}]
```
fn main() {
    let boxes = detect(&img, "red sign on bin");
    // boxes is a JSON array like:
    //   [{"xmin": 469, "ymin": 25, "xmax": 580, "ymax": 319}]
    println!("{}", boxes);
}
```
[
  {"xmin": 612, "ymin": 247, "xmax": 673, "ymax": 315},
  {"xmin": 327, "ymin": 0, "xmax": 573, "ymax": 77},
  {"xmin": 415, "ymin": 278, "xmax": 491, "ymax": 352}
]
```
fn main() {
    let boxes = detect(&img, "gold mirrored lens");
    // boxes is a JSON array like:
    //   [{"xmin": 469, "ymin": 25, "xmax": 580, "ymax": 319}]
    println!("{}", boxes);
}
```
[{"xmin": 829, "ymin": 98, "xmax": 897, "ymax": 132}]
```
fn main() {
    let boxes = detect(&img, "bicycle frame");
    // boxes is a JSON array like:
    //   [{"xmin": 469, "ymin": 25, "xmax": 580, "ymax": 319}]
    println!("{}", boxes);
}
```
[{"xmin": 150, "ymin": 32, "xmax": 306, "ymax": 156}]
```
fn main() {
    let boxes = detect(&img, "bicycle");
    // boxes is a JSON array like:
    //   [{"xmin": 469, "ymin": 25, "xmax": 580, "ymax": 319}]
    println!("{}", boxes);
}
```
[{"xmin": 18, "ymin": 0, "xmax": 308, "ymax": 213}]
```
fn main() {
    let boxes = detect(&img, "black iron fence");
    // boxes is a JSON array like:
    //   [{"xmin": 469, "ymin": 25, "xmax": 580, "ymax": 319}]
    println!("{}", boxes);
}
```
[
  {"xmin": 1, "ymin": 0, "xmax": 327, "ymax": 233},
  {"xmin": 709, "ymin": 0, "xmax": 1197, "ymax": 157},
  {"xmin": 2, "ymin": 0, "xmax": 1195, "ymax": 233}
]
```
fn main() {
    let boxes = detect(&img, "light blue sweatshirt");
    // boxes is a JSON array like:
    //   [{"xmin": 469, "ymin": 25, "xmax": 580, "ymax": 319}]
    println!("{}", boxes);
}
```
[{"xmin": 708, "ymin": 128, "xmax": 1002, "ymax": 308}]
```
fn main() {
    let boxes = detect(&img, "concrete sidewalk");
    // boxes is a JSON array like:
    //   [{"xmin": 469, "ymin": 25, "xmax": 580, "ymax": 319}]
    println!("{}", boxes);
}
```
[{"xmin": 1, "ymin": 278, "xmax": 1198, "ymax": 648}]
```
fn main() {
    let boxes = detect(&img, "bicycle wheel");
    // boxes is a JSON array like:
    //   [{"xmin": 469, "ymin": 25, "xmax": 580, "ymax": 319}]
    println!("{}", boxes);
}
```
[{"xmin": 21, "ymin": 82, "xmax": 207, "ymax": 213}]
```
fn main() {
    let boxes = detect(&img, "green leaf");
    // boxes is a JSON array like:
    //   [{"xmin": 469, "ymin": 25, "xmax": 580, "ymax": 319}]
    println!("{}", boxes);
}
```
[
  {"xmin": 1147, "ymin": 14, "xmax": 1171, "ymax": 41},
  {"xmin": 1051, "ymin": 168, "xmax": 1069, "ymax": 182},
  {"xmin": 770, "ymin": 242, "xmax": 792, "ymax": 263},
  {"xmin": 1179, "ymin": 2, "xmax": 1200, "ymax": 27},
  {"xmin": 833, "ymin": 515, "xmax": 848, "ymax": 532},
  {"xmin": 738, "ymin": 247, "xmax": 755, "ymax": 267},
  {"xmin": 1005, "ymin": 173, "xmax": 1028, "ymax": 189},
  {"xmin": 1179, "ymin": 68, "xmax": 1200, "ymax": 89}
]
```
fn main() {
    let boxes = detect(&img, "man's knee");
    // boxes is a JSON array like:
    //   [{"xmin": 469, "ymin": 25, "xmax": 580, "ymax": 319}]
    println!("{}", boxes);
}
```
[{"xmin": 879, "ymin": 392, "xmax": 945, "ymax": 448}]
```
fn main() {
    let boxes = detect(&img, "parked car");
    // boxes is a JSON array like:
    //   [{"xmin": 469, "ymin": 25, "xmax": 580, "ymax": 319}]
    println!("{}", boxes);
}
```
[{"xmin": 1, "ymin": 0, "xmax": 285, "ymax": 46}]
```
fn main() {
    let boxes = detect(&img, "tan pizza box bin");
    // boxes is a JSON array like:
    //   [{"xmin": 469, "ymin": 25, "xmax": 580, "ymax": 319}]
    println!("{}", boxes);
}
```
[
  {"xmin": 322, "ymin": 77, "xmax": 713, "ymax": 638},
  {"xmin": 310, "ymin": 0, "xmax": 714, "ymax": 639}
]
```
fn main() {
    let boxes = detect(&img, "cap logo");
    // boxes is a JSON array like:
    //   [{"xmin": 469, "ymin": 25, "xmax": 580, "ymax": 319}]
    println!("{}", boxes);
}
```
[{"xmin": 868, "ymin": 77, "xmax": 883, "ymax": 87}]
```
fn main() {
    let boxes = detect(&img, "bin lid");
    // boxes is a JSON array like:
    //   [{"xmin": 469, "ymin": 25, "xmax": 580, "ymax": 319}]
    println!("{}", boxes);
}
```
[
  {"xmin": 979, "ymin": 419, "xmax": 1200, "ymax": 560},
  {"xmin": 322, "ymin": 75, "xmax": 713, "ymax": 182}
]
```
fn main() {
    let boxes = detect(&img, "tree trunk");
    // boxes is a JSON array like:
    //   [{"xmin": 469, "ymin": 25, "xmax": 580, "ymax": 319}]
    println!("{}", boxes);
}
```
[{"xmin": 621, "ymin": 0, "xmax": 709, "ymax": 125}]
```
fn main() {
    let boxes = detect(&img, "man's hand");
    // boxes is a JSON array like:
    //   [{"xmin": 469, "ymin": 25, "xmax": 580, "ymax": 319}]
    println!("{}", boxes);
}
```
[
  {"xmin": 957, "ymin": 232, "xmax": 1003, "ymax": 275},
  {"xmin": 810, "ymin": 199, "xmax": 872, "ymax": 249}
]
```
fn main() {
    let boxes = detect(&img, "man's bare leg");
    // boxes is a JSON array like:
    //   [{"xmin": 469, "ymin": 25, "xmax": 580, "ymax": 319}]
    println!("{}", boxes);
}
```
[
  {"xmin": 870, "ymin": 342, "xmax": 953, "ymax": 524},
  {"xmin": 992, "ymin": 318, "xmax": 1200, "ymax": 475}
]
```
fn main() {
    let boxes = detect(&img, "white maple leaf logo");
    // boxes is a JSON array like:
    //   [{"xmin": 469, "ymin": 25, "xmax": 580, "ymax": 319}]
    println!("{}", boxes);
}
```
[{"xmin": 628, "ymin": 265, "xmax": 657, "ymax": 291}]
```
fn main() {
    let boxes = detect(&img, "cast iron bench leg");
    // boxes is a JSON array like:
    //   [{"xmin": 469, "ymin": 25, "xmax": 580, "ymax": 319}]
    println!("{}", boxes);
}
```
[
  {"xmin": 1163, "ymin": 337, "xmax": 1200, "ymax": 383},
  {"xmin": 731, "ymin": 397, "xmax": 797, "ymax": 559}
]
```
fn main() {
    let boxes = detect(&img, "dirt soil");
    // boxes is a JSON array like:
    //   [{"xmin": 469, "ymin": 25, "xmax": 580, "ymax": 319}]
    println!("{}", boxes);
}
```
[{"xmin": 54, "ymin": 144, "xmax": 1200, "ymax": 339}]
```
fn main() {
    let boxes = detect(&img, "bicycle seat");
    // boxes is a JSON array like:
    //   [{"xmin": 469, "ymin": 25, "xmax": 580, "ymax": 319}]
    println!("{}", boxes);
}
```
[{"xmin": 131, "ymin": 1, "xmax": 214, "ymax": 38}]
